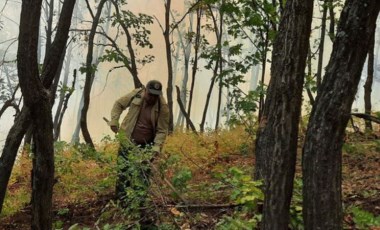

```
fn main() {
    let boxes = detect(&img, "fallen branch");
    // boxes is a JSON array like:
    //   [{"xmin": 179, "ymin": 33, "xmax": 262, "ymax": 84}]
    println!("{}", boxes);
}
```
[{"xmin": 351, "ymin": 113, "xmax": 380, "ymax": 124}]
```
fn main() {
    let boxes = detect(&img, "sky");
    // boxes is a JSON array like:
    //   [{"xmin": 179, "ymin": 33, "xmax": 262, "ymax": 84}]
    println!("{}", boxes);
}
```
[{"xmin": 1, "ymin": 1, "xmax": 380, "ymax": 149}]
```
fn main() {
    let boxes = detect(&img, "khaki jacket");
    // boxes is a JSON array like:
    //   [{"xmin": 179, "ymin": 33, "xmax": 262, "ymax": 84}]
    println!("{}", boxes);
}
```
[{"xmin": 110, "ymin": 88, "xmax": 169, "ymax": 152}]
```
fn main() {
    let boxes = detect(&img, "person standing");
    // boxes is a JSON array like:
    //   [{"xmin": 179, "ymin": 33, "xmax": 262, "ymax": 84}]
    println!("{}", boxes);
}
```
[{"xmin": 109, "ymin": 79, "xmax": 169, "ymax": 207}]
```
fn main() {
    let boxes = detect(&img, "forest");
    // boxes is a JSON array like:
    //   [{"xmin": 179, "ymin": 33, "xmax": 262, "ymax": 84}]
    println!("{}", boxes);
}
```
[{"xmin": 0, "ymin": 0, "xmax": 380, "ymax": 229}]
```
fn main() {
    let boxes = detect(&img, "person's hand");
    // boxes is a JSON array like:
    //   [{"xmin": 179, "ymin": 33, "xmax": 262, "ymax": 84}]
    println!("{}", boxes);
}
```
[
  {"xmin": 110, "ymin": 125, "xmax": 119, "ymax": 133},
  {"xmin": 150, "ymin": 151, "xmax": 159, "ymax": 163}
]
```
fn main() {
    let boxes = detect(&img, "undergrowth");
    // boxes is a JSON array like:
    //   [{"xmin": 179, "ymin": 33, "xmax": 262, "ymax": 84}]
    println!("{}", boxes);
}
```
[{"xmin": 1, "ymin": 126, "xmax": 380, "ymax": 229}]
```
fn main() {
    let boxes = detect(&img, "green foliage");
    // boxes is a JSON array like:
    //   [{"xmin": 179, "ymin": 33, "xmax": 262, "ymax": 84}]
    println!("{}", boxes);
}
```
[
  {"xmin": 289, "ymin": 178, "xmax": 304, "ymax": 230},
  {"xmin": 115, "ymin": 137, "xmax": 156, "ymax": 217},
  {"xmin": 99, "ymin": 8, "xmax": 155, "ymax": 69},
  {"xmin": 216, "ymin": 214, "xmax": 260, "ymax": 230},
  {"xmin": 172, "ymin": 168, "xmax": 192, "ymax": 193},
  {"xmin": 226, "ymin": 83, "xmax": 266, "ymax": 138},
  {"xmin": 342, "ymin": 143, "xmax": 366, "ymax": 157},
  {"xmin": 112, "ymin": 10, "xmax": 154, "ymax": 48},
  {"xmin": 79, "ymin": 63, "xmax": 97, "ymax": 75},
  {"xmin": 157, "ymin": 223, "xmax": 177, "ymax": 230},
  {"xmin": 53, "ymin": 220, "xmax": 64, "ymax": 229},
  {"xmin": 375, "ymin": 111, "xmax": 380, "ymax": 119},
  {"xmin": 217, "ymin": 167, "xmax": 263, "ymax": 211},
  {"xmin": 304, "ymin": 72, "xmax": 317, "ymax": 93},
  {"xmin": 350, "ymin": 206, "xmax": 380, "ymax": 229},
  {"xmin": 57, "ymin": 81, "xmax": 74, "ymax": 95},
  {"xmin": 57, "ymin": 207, "xmax": 70, "ymax": 216}
]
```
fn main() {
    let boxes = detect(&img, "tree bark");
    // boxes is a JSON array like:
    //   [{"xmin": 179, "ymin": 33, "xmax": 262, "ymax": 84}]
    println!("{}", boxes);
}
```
[
  {"xmin": 0, "ymin": 1, "xmax": 76, "ymax": 228},
  {"xmin": 55, "ymin": 70, "xmax": 77, "ymax": 141},
  {"xmin": 187, "ymin": 7, "xmax": 201, "ymax": 130},
  {"xmin": 80, "ymin": 0, "xmax": 107, "ymax": 149},
  {"xmin": 0, "ymin": 107, "xmax": 30, "ymax": 214},
  {"xmin": 164, "ymin": 0, "xmax": 174, "ymax": 132},
  {"xmin": 175, "ymin": 86, "xmax": 197, "ymax": 134},
  {"xmin": 302, "ymin": 1, "xmax": 380, "ymax": 229},
  {"xmin": 316, "ymin": 0, "xmax": 328, "ymax": 89},
  {"xmin": 254, "ymin": 0, "xmax": 314, "ymax": 229},
  {"xmin": 215, "ymin": 3, "xmax": 224, "ymax": 131},
  {"xmin": 200, "ymin": 4, "xmax": 221, "ymax": 133},
  {"xmin": 364, "ymin": 23, "xmax": 375, "ymax": 131},
  {"xmin": 110, "ymin": 0, "xmax": 142, "ymax": 88},
  {"xmin": 173, "ymin": 10, "xmax": 193, "ymax": 128}
]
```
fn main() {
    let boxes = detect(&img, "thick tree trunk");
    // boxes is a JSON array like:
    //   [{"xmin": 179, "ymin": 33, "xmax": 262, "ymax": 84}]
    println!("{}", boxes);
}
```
[
  {"xmin": 3, "ymin": 1, "xmax": 76, "ymax": 229},
  {"xmin": 302, "ymin": 1, "xmax": 380, "ymax": 229},
  {"xmin": 30, "ymin": 98, "xmax": 54, "ymax": 230},
  {"xmin": 254, "ymin": 0, "xmax": 314, "ymax": 229},
  {"xmin": 364, "ymin": 25, "xmax": 375, "ymax": 131}
]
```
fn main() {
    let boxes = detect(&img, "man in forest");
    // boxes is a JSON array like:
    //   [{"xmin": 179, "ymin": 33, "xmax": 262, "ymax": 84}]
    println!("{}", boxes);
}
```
[{"xmin": 109, "ymin": 79, "xmax": 169, "ymax": 209}]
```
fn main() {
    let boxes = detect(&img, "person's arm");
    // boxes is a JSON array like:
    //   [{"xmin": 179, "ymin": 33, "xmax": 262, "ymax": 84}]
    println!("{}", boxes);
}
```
[
  {"xmin": 109, "ymin": 89, "xmax": 139, "ymax": 132},
  {"xmin": 152, "ymin": 101, "xmax": 170, "ymax": 153}
]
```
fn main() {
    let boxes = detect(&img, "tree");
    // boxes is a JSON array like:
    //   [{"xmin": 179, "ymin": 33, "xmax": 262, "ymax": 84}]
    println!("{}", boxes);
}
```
[
  {"xmin": 173, "ymin": 8, "xmax": 193, "ymax": 128},
  {"xmin": 80, "ymin": 0, "xmax": 108, "ymax": 148},
  {"xmin": 302, "ymin": 0, "xmax": 380, "ymax": 228},
  {"xmin": 164, "ymin": 0, "xmax": 174, "ymax": 132},
  {"xmin": 364, "ymin": 23, "xmax": 376, "ymax": 131},
  {"xmin": 187, "ymin": 4, "xmax": 203, "ymax": 130},
  {"xmin": 0, "ymin": 1, "xmax": 76, "ymax": 229},
  {"xmin": 199, "ymin": 3, "xmax": 223, "ymax": 133},
  {"xmin": 254, "ymin": 0, "xmax": 314, "ymax": 229},
  {"xmin": 316, "ymin": 0, "xmax": 329, "ymax": 89}
]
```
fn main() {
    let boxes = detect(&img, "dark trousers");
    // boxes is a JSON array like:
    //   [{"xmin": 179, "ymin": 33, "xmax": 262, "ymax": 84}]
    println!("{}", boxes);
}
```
[{"xmin": 115, "ymin": 144, "xmax": 152, "ymax": 208}]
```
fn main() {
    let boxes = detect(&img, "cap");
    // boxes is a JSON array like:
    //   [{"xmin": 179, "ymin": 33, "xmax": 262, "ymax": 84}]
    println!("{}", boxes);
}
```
[{"xmin": 146, "ymin": 80, "xmax": 163, "ymax": 95}]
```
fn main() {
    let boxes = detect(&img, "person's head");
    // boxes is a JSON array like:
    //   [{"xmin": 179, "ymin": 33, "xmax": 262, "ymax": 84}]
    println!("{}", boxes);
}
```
[{"xmin": 144, "ymin": 80, "xmax": 162, "ymax": 105}]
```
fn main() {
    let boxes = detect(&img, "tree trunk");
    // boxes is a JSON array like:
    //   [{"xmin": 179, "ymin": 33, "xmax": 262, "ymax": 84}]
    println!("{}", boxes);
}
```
[
  {"xmin": 55, "ymin": 70, "xmax": 77, "ymax": 141},
  {"xmin": 306, "ymin": 43, "xmax": 315, "ymax": 105},
  {"xmin": 80, "ymin": 0, "xmax": 107, "ymax": 148},
  {"xmin": 164, "ymin": 0, "xmax": 174, "ymax": 132},
  {"xmin": 258, "ymin": 30, "xmax": 268, "ymax": 122},
  {"xmin": 328, "ymin": 0, "xmax": 335, "ymax": 41},
  {"xmin": 54, "ymin": 43, "xmax": 73, "ymax": 140},
  {"xmin": 0, "ymin": 107, "xmax": 30, "ymax": 214},
  {"xmin": 302, "ymin": 1, "xmax": 380, "ymax": 229},
  {"xmin": 1, "ymin": 1, "xmax": 76, "ymax": 228},
  {"xmin": 254, "ymin": 0, "xmax": 314, "ymax": 229},
  {"xmin": 364, "ymin": 24, "xmax": 375, "ymax": 131},
  {"xmin": 110, "ymin": 1, "xmax": 142, "ymax": 88},
  {"xmin": 316, "ymin": 1, "xmax": 328, "ymax": 89},
  {"xmin": 175, "ymin": 86, "xmax": 197, "ymax": 134},
  {"xmin": 187, "ymin": 7, "xmax": 201, "ymax": 130},
  {"xmin": 200, "ymin": 4, "xmax": 221, "ymax": 133},
  {"xmin": 174, "ymin": 10, "xmax": 193, "ymax": 129},
  {"xmin": 215, "ymin": 5, "xmax": 224, "ymax": 131}
]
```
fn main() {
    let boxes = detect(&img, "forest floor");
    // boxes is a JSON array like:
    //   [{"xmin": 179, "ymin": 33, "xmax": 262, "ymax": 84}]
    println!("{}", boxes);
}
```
[{"xmin": 0, "ymin": 130, "xmax": 379, "ymax": 229}]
